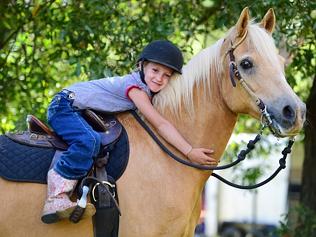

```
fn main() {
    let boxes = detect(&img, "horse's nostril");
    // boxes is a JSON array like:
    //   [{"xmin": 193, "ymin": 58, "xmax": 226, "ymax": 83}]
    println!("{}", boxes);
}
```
[{"xmin": 283, "ymin": 105, "xmax": 295, "ymax": 120}]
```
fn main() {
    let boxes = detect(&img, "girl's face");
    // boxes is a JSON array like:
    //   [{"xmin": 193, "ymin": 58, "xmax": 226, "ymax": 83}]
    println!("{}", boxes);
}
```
[{"xmin": 143, "ymin": 62, "xmax": 173, "ymax": 93}]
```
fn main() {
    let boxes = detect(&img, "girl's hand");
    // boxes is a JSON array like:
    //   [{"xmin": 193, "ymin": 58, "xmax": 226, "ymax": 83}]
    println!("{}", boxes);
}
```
[{"xmin": 187, "ymin": 148, "xmax": 218, "ymax": 166}]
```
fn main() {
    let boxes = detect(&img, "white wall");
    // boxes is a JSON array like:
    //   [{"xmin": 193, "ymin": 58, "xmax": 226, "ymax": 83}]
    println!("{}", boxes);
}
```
[{"xmin": 204, "ymin": 134, "xmax": 290, "ymax": 236}]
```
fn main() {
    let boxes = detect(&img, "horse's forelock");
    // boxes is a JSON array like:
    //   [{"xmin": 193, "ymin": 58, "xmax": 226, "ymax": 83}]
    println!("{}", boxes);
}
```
[
  {"xmin": 248, "ymin": 24, "xmax": 281, "ymax": 70},
  {"xmin": 223, "ymin": 20, "xmax": 280, "ymax": 67}
]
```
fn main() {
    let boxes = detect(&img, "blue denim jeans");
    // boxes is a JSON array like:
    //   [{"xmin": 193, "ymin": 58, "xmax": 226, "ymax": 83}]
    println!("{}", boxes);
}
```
[{"xmin": 47, "ymin": 91, "xmax": 101, "ymax": 180}]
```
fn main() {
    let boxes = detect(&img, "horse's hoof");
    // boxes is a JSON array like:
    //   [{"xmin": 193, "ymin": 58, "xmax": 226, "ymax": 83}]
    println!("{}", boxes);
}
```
[{"xmin": 41, "ymin": 213, "xmax": 60, "ymax": 224}]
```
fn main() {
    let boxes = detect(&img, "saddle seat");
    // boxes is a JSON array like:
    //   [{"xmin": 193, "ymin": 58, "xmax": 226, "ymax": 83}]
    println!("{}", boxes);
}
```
[{"xmin": 6, "ymin": 109, "xmax": 123, "ymax": 150}]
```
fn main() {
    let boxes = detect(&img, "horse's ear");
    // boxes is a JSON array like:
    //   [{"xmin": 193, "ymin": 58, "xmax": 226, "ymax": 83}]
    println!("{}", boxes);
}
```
[
  {"xmin": 260, "ymin": 8, "xmax": 276, "ymax": 34},
  {"xmin": 236, "ymin": 7, "xmax": 250, "ymax": 38}
]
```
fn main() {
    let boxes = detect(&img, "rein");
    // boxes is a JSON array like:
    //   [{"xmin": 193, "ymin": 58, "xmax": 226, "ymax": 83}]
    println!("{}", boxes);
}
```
[
  {"xmin": 131, "ymin": 110, "xmax": 294, "ymax": 189},
  {"xmin": 130, "ymin": 31, "xmax": 295, "ymax": 189}
]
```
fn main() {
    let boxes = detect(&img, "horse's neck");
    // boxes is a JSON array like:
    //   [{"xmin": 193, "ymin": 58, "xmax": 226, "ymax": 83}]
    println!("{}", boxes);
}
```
[{"xmin": 162, "ymin": 82, "xmax": 237, "ymax": 163}]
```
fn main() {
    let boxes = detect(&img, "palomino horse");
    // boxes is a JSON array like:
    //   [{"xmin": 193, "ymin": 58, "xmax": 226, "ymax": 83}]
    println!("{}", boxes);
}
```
[{"xmin": 0, "ymin": 7, "xmax": 306, "ymax": 237}]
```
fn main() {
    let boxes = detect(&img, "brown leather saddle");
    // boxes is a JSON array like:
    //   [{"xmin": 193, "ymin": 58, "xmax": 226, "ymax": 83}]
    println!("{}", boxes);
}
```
[{"xmin": 6, "ymin": 109, "xmax": 122, "ymax": 150}]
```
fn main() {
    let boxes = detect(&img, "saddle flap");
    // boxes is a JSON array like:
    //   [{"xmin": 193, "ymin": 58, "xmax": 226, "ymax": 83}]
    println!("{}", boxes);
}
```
[{"xmin": 5, "ymin": 131, "xmax": 68, "ymax": 150}]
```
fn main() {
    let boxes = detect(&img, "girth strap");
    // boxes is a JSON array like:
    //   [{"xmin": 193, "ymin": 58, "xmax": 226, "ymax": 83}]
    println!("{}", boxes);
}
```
[{"xmin": 88, "ymin": 146, "xmax": 121, "ymax": 237}]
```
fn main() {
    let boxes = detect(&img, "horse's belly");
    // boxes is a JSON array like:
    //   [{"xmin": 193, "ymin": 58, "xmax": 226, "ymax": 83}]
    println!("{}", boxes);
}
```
[
  {"xmin": 119, "ymin": 217, "xmax": 195, "ymax": 237},
  {"xmin": 0, "ymin": 179, "xmax": 93, "ymax": 237},
  {"xmin": 118, "ymin": 195, "xmax": 197, "ymax": 237}
]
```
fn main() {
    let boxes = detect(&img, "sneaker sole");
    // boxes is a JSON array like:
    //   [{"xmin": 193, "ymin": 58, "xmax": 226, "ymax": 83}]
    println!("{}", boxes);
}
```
[
  {"xmin": 41, "ymin": 213, "xmax": 60, "ymax": 224},
  {"xmin": 41, "ymin": 203, "xmax": 96, "ymax": 224}
]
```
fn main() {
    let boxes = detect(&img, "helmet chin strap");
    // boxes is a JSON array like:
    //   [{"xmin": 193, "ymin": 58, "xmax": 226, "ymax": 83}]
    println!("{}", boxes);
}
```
[{"xmin": 139, "ymin": 60, "xmax": 146, "ymax": 84}]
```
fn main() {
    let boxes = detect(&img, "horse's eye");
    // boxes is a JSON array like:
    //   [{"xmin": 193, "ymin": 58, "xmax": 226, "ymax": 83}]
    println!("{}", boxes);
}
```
[{"xmin": 240, "ymin": 59, "xmax": 253, "ymax": 70}]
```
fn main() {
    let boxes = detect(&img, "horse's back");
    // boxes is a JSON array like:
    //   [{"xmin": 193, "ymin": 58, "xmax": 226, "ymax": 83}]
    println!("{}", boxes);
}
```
[{"xmin": 0, "ymin": 178, "xmax": 93, "ymax": 237}]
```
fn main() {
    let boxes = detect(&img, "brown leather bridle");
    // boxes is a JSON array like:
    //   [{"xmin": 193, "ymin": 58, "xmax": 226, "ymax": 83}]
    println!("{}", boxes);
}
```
[{"xmin": 225, "ymin": 30, "xmax": 283, "ymax": 137}]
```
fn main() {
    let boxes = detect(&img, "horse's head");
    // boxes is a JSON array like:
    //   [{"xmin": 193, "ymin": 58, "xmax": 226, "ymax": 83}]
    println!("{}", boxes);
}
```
[{"xmin": 220, "ymin": 7, "xmax": 306, "ymax": 137}]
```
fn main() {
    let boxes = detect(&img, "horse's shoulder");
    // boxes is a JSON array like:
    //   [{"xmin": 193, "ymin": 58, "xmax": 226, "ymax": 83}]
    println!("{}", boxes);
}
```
[{"xmin": 117, "ymin": 112, "xmax": 141, "ymax": 130}]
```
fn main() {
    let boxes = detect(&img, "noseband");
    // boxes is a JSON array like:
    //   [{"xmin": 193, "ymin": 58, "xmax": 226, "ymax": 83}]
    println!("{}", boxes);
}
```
[{"xmin": 130, "ymin": 32, "xmax": 295, "ymax": 189}]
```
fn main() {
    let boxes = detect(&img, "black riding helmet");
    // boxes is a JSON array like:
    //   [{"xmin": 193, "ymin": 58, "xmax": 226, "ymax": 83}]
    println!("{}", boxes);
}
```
[{"xmin": 137, "ymin": 40, "xmax": 184, "ymax": 74}]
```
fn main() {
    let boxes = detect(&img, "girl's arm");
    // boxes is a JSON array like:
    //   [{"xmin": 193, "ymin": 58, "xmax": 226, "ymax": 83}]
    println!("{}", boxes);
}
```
[{"xmin": 128, "ymin": 88, "xmax": 217, "ymax": 165}]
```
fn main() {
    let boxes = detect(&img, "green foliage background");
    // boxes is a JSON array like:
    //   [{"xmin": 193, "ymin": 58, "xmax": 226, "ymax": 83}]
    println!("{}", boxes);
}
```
[
  {"xmin": 0, "ymin": 0, "xmax": 213, "ymax": 131},
  {"xmin": 1, "ymin": 0, "xmax": 314, "ymax": 133}
]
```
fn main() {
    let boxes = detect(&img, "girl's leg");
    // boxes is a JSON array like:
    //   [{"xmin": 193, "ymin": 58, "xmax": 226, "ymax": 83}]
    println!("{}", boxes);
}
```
[
  {"xmin": 47, "ymin": 93, "xmax": 100, "ymax": 179},
  {"xmin": 42, "ymin": 92, "xmax": 100, "ymax": 223}
]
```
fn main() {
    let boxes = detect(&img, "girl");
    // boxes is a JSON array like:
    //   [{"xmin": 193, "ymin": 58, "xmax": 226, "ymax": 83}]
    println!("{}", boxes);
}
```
[{"xmin": 41, "ymin": 40, "xmax": 217, "ymax": 224}]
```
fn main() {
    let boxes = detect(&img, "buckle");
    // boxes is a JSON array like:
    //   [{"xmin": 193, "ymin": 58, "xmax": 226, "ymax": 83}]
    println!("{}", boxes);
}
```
[{"xmin": 91, "ymin": 181, "xmax": 116, "ymax": 202}]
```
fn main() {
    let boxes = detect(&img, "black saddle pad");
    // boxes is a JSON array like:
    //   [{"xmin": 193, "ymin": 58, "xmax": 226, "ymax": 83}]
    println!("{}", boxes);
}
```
[
  {"xmin": 0, "ymin": 128, "xmax": 129, "ymax": 184},
  {"xmin": 0, "ymin": 135, "xmax": 55, "ymax": 183}
]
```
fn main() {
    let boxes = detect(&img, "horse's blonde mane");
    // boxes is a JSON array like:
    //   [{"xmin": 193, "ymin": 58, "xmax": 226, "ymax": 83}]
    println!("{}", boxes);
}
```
[
  {"xmin": 153, "ymin": 39, "xmax": 223, "ymax": 115},
  {"xmin": 153, "ymin": 22, "xmax": 280, "ymax": 116}
]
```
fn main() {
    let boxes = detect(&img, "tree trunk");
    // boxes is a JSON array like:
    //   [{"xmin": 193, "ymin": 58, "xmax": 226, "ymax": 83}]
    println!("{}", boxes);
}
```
[{"xmin": 301, "ymin": 76, "xmax": 316, "ymax": 212}]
